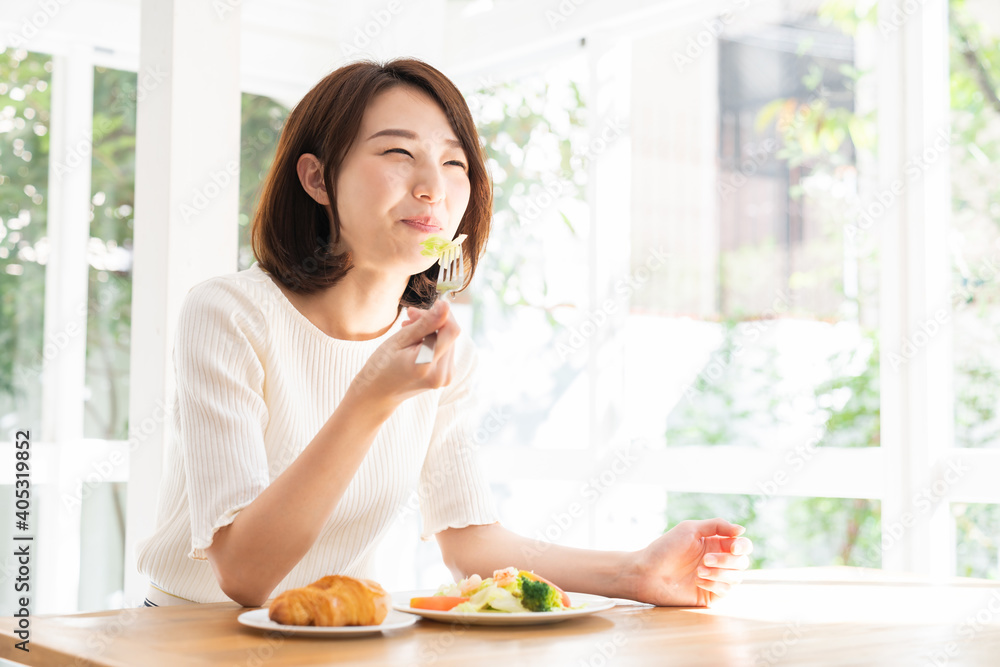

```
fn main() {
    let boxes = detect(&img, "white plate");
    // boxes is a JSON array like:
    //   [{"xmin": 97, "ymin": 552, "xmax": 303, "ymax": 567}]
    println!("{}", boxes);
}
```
[
  {"xmin": 237, "ymin": 608, "xmax": 418, "ymax": 637},
  {"xmin": 391, "ymin": 590, "xmax": 616, "ymax": 625}
]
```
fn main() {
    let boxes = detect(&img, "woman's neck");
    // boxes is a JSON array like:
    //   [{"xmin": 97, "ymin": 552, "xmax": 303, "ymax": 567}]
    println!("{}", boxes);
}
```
[{"xmin": 270, "ymin": 268, "xmax": 407, "ymax": 341}]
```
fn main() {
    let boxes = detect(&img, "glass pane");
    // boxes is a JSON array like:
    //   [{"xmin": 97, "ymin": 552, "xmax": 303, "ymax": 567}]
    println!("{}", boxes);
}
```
[
  {"xmin": 950, "ymin": 0, "xmax": 1000, "ymax": 450},
  {"xmin": 667, "ymin": 492, "xmax": 881, "ymax": 568},
  {"xmin": 466, "ymin": 56, "xmax": 591, "ymax": 452},
  {"xmin": 238, "ymin": 93, "xmax": 287, "ymax": 271},
  {"xmin": 0, "ymin": 49, "xmax": 51, "ymax": 436},
  {"xmin": 78, "ymin": 482, "xmax": 127, "ymax": 610},
  {"xmin": 85, "ymin": 67, "xmax": 137, "ymax": 440},
  {"xmin": 954, "ymin": 502, "xmax": 1000, "ymax": 579},
  {"xmin": 629, "ymin": 4, "xmax": 880, "ymax": 451}
]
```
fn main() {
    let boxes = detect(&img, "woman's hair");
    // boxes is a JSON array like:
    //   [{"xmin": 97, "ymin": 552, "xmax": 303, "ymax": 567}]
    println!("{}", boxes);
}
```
[{"xmin": 250, "ymin": 58, "xmax": 492, "ymax": 308}]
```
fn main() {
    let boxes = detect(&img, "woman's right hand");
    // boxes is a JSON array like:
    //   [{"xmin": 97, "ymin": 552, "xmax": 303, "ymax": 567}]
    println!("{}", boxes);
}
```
[{"xmin": 348, "ymin": 299, "xmax": 460, "ymax": 410}]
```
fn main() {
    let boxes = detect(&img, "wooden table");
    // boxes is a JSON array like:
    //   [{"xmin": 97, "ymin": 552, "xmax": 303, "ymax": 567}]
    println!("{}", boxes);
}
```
[{"xmin": 2, "ymin": 568, "xmax": 999, "ymax": 666}]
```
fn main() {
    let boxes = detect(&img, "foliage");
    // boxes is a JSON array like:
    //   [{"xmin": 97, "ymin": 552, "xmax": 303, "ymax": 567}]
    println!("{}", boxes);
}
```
[
  {"xmin": 812, "ymin": 330, "xmax": 879, "ymax": 449},
  {"xmin": 237, "ymin": 94, "xmax": 287, "ymax": 270},
  {"xmin": 954, "ymin": 502, "xmax": 1000, "ymax": 579},
  {"xmin": 0, "ymin": 49, "xmax": 50, "ymax": 426},
  {"xmin": 86, "ymin": 66, "xmax": 136, "ymax": 439},
  {"xmin": 465, "ymin": 77, "xmax": 588, "ymax": 334},
  {"xmin": 934, "ymin": 0, "xmax": 1000, "ymax": 576},
  {"xmin": 664, "ymin": 319, "xmax": 784, "ymax": 448},
  {"xmin": 755, "ymin": 91, "xmax": 873, "ymax": 170}
]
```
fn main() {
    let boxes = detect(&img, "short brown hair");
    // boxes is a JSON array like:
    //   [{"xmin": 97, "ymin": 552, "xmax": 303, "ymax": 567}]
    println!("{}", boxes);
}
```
[{"xmin": 251, "ymin": 59, "xmax": 492, "ymax": 307}]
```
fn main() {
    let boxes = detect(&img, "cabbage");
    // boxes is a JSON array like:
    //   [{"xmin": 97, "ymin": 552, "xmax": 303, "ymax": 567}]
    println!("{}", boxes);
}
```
[
  {"xmin": 434, "ymin": 582, "xmax": 461, "ymax": 597},
  {"xmin": 452, "ymin": 584, "xmax": 528, "ymax": 613}
]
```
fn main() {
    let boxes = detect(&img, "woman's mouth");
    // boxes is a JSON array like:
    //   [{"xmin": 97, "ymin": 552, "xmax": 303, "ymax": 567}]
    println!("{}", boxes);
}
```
[{"xmin": 400, "ymin": 217, "xmax": 442, "ymax": 233}]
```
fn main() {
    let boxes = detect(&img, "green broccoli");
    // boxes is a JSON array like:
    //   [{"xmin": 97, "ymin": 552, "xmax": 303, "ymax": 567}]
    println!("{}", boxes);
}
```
[{"xmin": 519, "ymin": 575, "xmax": 562, "ymax": 612}]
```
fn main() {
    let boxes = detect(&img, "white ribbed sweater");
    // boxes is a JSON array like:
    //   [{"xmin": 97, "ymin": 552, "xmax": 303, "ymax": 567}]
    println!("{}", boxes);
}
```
[{"xmin": 135, "ymin": 264, "xmax": 498, "ymax": 603}]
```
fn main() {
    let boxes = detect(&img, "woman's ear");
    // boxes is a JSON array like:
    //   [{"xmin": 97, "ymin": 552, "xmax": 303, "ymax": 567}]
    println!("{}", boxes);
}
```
[{"xmin": 296, "ymin": 153, "xmax": 330, "ymax": 205}]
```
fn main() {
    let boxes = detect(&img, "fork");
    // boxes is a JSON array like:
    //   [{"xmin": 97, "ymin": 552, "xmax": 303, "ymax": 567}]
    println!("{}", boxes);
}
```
[{"xmin": 415, "ymin": 238, "xmax": 466, "ymax": 364}]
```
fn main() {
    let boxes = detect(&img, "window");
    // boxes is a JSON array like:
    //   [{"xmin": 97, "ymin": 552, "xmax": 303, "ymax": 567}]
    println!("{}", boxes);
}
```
[
  {"xmin": 5, "ymin": 0, "xmax": 998, "ymax": 615},
  {"xmin": 630, "ymin": 4, "xmax": 884, "ymax": 568},
  {"xmin": 949, "ymin": 0, "xmax": 1000, "ymax": 575},
  {"xmin": 0, "ymin": 49, "xmax": 49, "ymax": 439}
]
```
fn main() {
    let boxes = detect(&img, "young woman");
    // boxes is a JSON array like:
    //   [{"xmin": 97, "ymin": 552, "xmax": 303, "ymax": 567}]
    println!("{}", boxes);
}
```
[{"xmin": 136, "ymin": 59, "xmax": 752, "ymax": 608}]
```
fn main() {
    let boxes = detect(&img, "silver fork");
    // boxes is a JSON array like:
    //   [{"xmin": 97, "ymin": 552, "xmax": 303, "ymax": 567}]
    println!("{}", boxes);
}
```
[{"xmin": 415, "ymin": 239, "xmax": 465, "ymax": 364}]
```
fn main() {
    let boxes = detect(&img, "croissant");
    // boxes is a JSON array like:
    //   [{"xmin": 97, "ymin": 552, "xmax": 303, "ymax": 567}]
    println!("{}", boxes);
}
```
[{"xmin": 268, "ymin": 575, "xmax": 392, "ymax": 626}]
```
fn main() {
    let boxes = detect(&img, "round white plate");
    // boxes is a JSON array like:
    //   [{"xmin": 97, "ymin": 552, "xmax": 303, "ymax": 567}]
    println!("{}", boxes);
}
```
[
  {"xmin": 391, "ymin": 590, "xmax": 616, "ymax": 626},
  {"xmin": 237, "ymin": 608, "xmax": 418, "ymax": 637}
]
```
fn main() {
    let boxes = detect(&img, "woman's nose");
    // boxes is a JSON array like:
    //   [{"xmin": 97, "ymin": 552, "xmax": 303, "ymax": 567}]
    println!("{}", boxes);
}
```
[{"xmin": 412, "ymin": 163, "xmax": 446, "ymax": 203}]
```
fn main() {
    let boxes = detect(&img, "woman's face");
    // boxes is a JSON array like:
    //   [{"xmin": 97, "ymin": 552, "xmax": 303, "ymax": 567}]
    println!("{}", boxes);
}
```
[{"xmin": 333, "ymin": 85, "xmax": 471, "ymax": 276}]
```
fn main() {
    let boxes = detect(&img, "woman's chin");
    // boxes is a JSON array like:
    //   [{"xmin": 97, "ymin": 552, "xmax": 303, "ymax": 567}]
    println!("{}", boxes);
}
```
[
  {"xmin": 402, "ymin": 251, "xmax": 440, "ymax": 275},
  {"xmin": 410, "ymin": 259, "xmax": 439, "ymax": 277}
]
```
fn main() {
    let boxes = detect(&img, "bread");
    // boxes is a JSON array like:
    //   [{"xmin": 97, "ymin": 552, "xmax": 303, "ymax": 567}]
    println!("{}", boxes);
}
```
[{"xmin": 267, "ymin": 575, "xmax": 392, "ymax": 626}]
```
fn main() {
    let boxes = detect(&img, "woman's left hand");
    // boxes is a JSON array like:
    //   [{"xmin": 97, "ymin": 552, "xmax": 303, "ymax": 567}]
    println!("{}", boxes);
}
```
[{"xmin": 625, "ymin": 518, "xmax": 753, "ymax": 607}]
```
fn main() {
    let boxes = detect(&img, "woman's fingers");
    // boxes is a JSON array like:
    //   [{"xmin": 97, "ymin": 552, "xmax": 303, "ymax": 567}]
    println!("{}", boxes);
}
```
[
  {"xmin": 395, "ymin": 301, "xmax": 450, "ymax": 348},
  {"xmin": 695, "ymin": 578, "xmax": 732, "ymax": 597},
  {"xmin": 390, "ymin": 299, "xmax": 460, "ymax": 378},
  {"xmin": 430, "ymin": 306, "xmax": 461, "ymax": 363},
  {"xmin": 703, "ymin": 552, "xmax": 751, "ymax": 571},
  {"xmin": 702, "ymin": 535, "xmax": 753, "ymax": 565},
  {"xmin": 732, "ymin": 536, "xmax": 753, "ymax": 556},
  {"xmin": 438, "ymin": 336, "xmax": 457, "ymax": 384},
  {"xmin": 688, "ymin": 518, "xmax": 745, "ymax": 539},
  {"xmin": 698, "ymin": 563, "xmax": 745, "ymax": 584},
  {"xmin": 402, "ymin": 306, "xmax": 423, "ymax": 327},
  {"xmin": 711, "ymin": 536, "xmax": 753, "ymax": 557}
]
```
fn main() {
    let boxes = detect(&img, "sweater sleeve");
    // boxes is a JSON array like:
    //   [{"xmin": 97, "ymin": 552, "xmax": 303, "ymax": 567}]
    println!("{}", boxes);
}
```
[
  {"xmin": 419, "ymin": 335, "xmax": 500, "ymax": 540},
  {"xmin": 174, "ymin": 279, "xmax": 270, "ymax": 560}
]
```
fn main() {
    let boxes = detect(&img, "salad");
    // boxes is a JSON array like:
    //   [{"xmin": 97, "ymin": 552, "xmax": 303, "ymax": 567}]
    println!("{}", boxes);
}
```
[
  {"xmin": 419, "ymin": 233, "xmax": 467, "ymax": 259},
  {"xmin": 409, "ymin": 567, "xmax": 574, "ymax": 613}
]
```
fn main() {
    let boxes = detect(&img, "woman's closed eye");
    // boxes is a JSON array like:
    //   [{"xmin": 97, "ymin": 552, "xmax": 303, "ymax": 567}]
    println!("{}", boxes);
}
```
[
  {"xmin": 383, "ymin": 147, "xmax": 413, "ymax": 158},
  {"xmin": 382, "ymin": 148, "xmax": 467, "ymax": 171}
]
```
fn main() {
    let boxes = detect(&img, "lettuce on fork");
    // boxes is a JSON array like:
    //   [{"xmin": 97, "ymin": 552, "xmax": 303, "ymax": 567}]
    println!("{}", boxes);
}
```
[{"xmin": 420, "ymin": 233, "xmax": 467, "ymax": 258}]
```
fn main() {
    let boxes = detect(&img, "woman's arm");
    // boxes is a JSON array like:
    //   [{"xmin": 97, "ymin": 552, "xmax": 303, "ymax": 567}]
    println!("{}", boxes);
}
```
[
  {"xmin": 206, "ymin": 301, "xmax": 460, "ymax": 607},
  {"xmin": 435, "ymin": 519, "xmax": 752, "ymax": 607},
  {"xmin": 206, "ymin": 389, "xmax": 395, "ymax": 607}
]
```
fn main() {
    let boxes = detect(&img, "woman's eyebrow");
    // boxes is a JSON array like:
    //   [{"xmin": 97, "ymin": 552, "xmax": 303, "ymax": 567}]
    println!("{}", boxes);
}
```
[{"xmin": 367, "ymin": 128, "xmax": 463, "ymax": 148}]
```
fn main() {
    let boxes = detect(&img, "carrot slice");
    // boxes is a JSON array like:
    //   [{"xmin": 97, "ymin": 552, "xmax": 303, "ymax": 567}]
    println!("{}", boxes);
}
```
[{"xmin": 409, "ymin": 596, "xmax": 469, "ymax": 611}]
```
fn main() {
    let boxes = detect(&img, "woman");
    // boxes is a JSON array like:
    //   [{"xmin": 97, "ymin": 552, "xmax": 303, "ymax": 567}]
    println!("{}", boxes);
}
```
[{"xmin": 136, "ymin": 58, "xmax": 752, "ymax": 608}]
